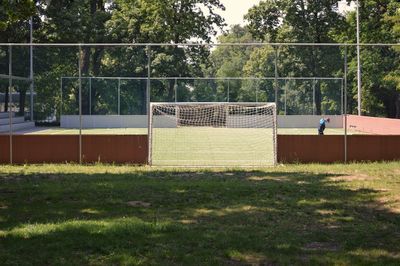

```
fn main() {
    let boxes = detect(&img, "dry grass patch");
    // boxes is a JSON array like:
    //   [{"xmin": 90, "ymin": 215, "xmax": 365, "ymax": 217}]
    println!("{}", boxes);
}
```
[
  {"xmin": 227, "ymin": 251, "xmax": 272, "ymax": 266},
  {"xmin": 329, "ymin": 173, "xmax": 374, "ymax": 181}
]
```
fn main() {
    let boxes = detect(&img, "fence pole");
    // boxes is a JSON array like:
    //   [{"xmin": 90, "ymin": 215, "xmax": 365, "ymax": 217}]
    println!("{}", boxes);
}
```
[
  {"xmin": 147, "ymin": 45, "xmax": 151, "ymax": 165},
  {"xmin": 312, "ymin": 79, "xmax": 316, "ymax": 115},
  {"xmin": 60, "ymin": 78, "xmax": 63, "ymax": 118},
  {"xmin": 8, "ymin": 45, "xmax": 13, "ymax": 164},
  {"xmin": 227, "ymin": 79, "xmax": 230, "ymax": 102},
  {"xmin": 284, "ymin": 80, "xmax": 287, "ymax": 115},
  {"xmin": 89, "ymin": 77, "xmax": 92, "ymax": 115},
  {"xmin": 273, "ymin": 103, "xmax": 278, "ymax": 166},
  {"xmin": 341, "ymin": 78, "xmax": 344, "ymax": 115},
  {"xmin": 29, "ymin": 17, "xmax": 34, "ymax": 121},
  {"xmin": 344, "ymin": 46, "xmax": 348, "ymax": 163},
  {"xmin": 78, "ymin": 45, "xmax": 82, "ymax": 164},
  {"xmin": 174, "ymin": 78, "xmax": 177, "ymax": 102},
  {"xmin": 356, "ymin": 0, "xmax": 362, "ymax": 116},
  {"xmin": 274, "ymin": 47, "xmax": 279, "ymax": 110},
  {"xmin": 256, "ymin": 83, "xmax": 258, "ymax": 102},
  {"xmin": 118, "ymin": 78, "xmax": 121, "ymax": 115}
]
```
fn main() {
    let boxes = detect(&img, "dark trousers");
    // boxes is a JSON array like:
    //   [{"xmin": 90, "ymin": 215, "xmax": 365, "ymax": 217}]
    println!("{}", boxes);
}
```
[{"xmin": 318, "ymin": 124, "xmax": 326, "ymax": 135}]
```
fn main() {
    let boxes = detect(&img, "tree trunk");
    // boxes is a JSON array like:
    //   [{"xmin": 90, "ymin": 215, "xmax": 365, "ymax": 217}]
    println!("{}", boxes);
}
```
[
  {"xmin": 315, "ymin": 82, "xmax": 322, "ymax": 115},
  {"xmin": 167, "ymin": 80, "xmax": 175, "ymax": 102},
  {"xmin": 311, "ymin": 46, "xmax": 322, "ymax": 115},
  {"xmin": 141, "ymin": 80, "xmax": 147, "ymax": 115},
  {"xmin": 4, "ymin": 88, "xmax": 9, "ymax": 112},
  {"xmin": 18, "ymin": 89, "xmax": 26, "ymax": 117}
]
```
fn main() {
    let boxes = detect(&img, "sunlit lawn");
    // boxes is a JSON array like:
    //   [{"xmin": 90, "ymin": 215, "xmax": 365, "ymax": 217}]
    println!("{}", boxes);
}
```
[{"xmin": 0, "ymin": 162, "xmax": 399, "ymax": 265}]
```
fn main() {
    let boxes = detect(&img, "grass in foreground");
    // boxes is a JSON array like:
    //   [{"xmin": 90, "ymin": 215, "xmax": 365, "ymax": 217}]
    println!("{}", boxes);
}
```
[{"xmin": 0, "ymin": 163, "xmax": 399, "ymax": 265}]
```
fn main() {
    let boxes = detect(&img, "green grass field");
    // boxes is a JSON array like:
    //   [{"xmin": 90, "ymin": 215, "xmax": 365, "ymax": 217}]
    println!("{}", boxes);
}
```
[
  {"xmin": 0, "ymin": 163, "xmax": 399, "ymax": 265},
  {"xmin": 152, "ymin": 127, "xmax": 274, "ymax": 167}
]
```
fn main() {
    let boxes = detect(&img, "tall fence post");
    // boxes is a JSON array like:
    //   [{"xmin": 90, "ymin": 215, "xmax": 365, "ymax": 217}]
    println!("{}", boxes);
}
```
[
  {"xmin": 60, "ymin": 78, "xmax": 63, "ymax": 118},
  {"xmin": 89, "ymin": 77, "xmax": 92, "ymax": 115},
  {"xmin": 256, "ymin": 82, "xmax": 258, "ymax": 103},
  {"xmin": 174, "ymin": 78, "xmax": 177, "ymax": 102},
  {"xmin": 312, "ymin": 79, "xmax": 316, "ymax": 115},
  {"xmin": 147, "ymin": 45, "xmax": 151, "ymax": 165},
  {"xmin": 274, "ymin": 47, "xmax": 279, "ymax": 111},
  {"xmin": 29, "ymin": 17, "xmax": 34, "ymax": 121},
  {"xmin": 8, "ymin": 45, "xmax": 13, "ymax": 164},
  {"xmin": 344, "ymin": 46, "xmax": 348, "ymax": 163},
  {"xmin": 118, "ymin": 78, "xmax": 121, "ymax": 115},
  {"xmin": 356, "ymin": 0, "xmax": 362, "ymax": 116},
  {"xmin": 227, "ymin": 79, "xmax": 230, "ymax": 102},
  {"xmin": 78, "ymin": 45, "xmax": 82, "ymax": 164},
  {"xmin": 341, "ymin": 78, "xmax": 344, "ymax": 115}
]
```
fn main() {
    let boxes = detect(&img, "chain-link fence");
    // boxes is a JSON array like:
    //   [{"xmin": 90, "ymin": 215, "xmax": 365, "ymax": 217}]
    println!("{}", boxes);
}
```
[{"xmin": 0, "ymin": 43, "xmax": 399, "ymax": 164}]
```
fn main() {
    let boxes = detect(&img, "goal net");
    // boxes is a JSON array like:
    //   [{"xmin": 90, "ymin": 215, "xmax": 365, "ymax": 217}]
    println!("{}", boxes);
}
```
[{"xmin": 149, "ymin": 102, "xmax": 277, "ymax": 167}]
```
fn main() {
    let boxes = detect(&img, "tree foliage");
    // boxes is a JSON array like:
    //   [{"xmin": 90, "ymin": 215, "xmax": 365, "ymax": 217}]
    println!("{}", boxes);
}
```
[{"xmin": 1, "ymin": 0, "xmax": 399, "ymax": 118}]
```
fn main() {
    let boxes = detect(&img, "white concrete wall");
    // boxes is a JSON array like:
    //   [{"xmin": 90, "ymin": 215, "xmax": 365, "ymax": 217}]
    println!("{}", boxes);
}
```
[
  {"xmin": 61, "ymin": 115, "xmax": 147, "ymax": 128},
  {"xmin": 277, "ymin": 115, "xmax": 343, "ymax": 128},
  {"xmin": 61, "ymin": 115, "xmax": 343, "ymax": 129},
  {"xmin": 61, "ymin": 115, "xmax": 176, "ymax": 128},
  {"xmin": 226, "ymin": 115, "xmax": 274, "ymax": 128}
]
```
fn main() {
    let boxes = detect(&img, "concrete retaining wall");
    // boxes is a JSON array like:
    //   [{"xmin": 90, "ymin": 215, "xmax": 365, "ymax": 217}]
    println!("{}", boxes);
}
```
[{"xmin": 61, "ymin": 115, "xmax": 344, "ymax": 129}]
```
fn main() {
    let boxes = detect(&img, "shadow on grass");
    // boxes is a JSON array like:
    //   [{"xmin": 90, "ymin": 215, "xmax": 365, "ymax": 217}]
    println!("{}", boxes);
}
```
[{"xmin": 0, "ymin": 170, "xmax": 399, "ymax": 265}]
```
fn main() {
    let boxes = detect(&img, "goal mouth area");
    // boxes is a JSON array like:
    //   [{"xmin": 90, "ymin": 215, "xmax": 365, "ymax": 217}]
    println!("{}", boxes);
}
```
[{"xmin": 148, "ymin": 102, "xmax": 278, "ymax": 167}]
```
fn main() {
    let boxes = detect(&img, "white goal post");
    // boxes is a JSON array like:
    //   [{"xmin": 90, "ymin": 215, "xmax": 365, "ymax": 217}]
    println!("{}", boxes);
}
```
[{"xmin": 148, "ymin": 102, "xmax": 277, "ymax": 167}]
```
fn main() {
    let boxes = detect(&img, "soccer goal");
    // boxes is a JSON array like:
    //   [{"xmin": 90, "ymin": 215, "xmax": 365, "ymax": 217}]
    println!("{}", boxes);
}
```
[{"xmin": 148, "ymin": 102, "xmax": 277, "ymax": 167}]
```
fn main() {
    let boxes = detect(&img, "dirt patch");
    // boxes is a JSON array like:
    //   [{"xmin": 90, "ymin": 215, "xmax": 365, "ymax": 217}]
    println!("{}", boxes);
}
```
[
  {"xmin": 329, "ymin": 174, "xmax": 374, "ymax": 181},
  {"xmin": 316, "ymin": 209, "xmax": 337, "ymax": 215},
  {"xmin": 126, "ymin": 201, "xmax": 151, "ymax": 208},
  {"xmin": 223, "ymin": 258, "xmax": 277, "ymax": 266},
  {"xmin": 179, "ymin": 219, "xmax": 197, "ymax": 224},
  {"xmin": 393, "ymin": 169, "xmax": 400, "ymax": 175},
  {"xmin": 303, "ymin": 242, "xmax": 340, "ymax": 252},
  {"xmin": 376, "ymin": 195, "xmax": 400, "ymax": 213}
]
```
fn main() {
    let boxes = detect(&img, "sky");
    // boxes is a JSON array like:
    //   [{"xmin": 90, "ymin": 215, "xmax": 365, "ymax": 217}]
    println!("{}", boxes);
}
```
[{"xmin": 216, "ymin": 0, "xmax": 356, "ymax": 29}]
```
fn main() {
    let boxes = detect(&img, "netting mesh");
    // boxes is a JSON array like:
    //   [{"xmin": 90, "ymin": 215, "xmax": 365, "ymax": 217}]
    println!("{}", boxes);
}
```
[{"xmin": 150, "ymin": 103, "xmax": 276, "ymax": 167}]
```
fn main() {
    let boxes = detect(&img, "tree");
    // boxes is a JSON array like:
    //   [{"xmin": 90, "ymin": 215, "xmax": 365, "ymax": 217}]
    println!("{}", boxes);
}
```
[
  {"xmin": 0, "ymin": 0, "xmax": 36, "ymax": 114},
  {"xmin": 245, "ymin": 0, "xmax": 346, "ymax": 115},
  {"xmin": 340, "ymin": 0, "xmax": 400, "ymax": 118},
  {"xmin": 383, "ymin": 1, "xmax": 400, "ymax": 117},
  {"xmin": 29, "ymin": 0, "xmax": 226, "ymax": 117},
  {"xmin": 0, "ymin": 0, "xmax": 35, "ymax": 32},
  {"xmin": 107, "ymin": 0, "xmax": 225, "ymax": 103},
  {"xmin": 207, "ymin": 25, "xmax": 258, "ymax": 102}
]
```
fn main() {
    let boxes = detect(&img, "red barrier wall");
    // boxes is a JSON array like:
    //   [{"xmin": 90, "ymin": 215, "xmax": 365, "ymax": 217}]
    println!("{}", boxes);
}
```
[
  {"xmin": 0, "ymin": 135, "xmax": 148, "ymax": 164},
  {"xmin": 278, "ymin": 135, "xmax": 400, "ymax": 163},
  {"xmin": 278, "ymin": 135, "xmax": 344, "ymax": 163},
  {"xmin": 82, "ymin": 135, "xmax": 148, "ymax": 164},
  {"xmin": 0, "ymin": 135, "xmax": 10, "ymax": 163},
  {"xmin": 348, "ymin": 135, "xmax": 400, "ymax": 161},
  {"xmin": 347, "ymin": 115, "xmax": 400, "ymax": 135},
  {"xmin": 1, "ymin": 134, "xmax": 399, "ymax": 165}
]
